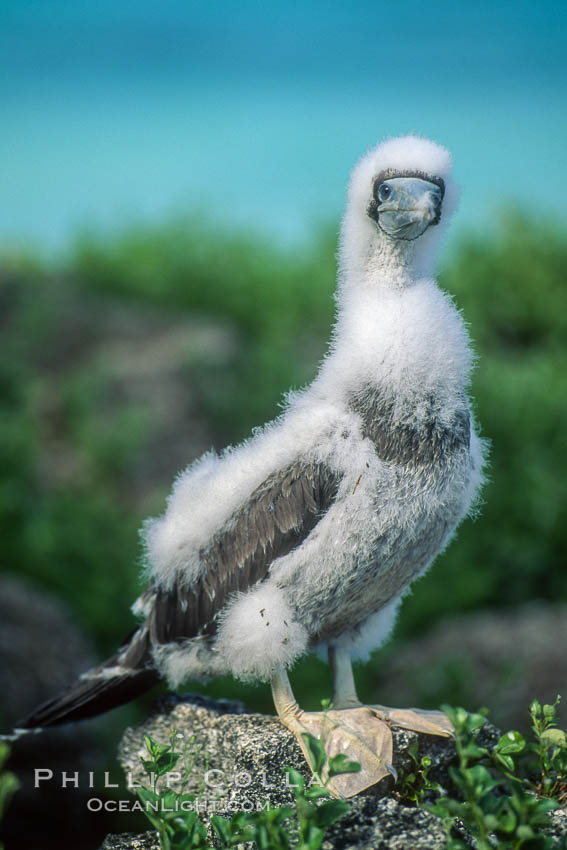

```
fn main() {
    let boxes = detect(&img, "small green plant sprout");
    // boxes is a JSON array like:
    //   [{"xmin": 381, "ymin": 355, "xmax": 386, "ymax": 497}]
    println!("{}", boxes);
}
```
[
  {"xmin": 135, "ymin": 727, "xmax": 360, "ymax": 850},
  {"xmin": 529, "ymin": 697, "xmax": 567, "ymax": 804},
  {"xmin": 421, "ymin": 702, "xmax": 567, "ymax": 850},
  {"xmin": 284, "ymin": 731, "xmax": 360, "ymax": 850},
  {"xmin": 399, "ymin": 739, "xmax": 443, "ymax": 804},
  {"xmin": 0, "ymin": 741, "xmax": 20, "ymax": 850},
  {"xmin": 137, "ymin": 729, "xmax": 212, "ymax": 850},
  {"xmin": 234, "ymin": 804, "xmax": 295, "ymax": 850}
]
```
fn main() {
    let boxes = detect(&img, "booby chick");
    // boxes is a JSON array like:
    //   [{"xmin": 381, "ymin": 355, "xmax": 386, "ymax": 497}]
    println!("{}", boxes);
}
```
[{"xmin": 17, "ymin": 135, "xmax": 486, "ymax": 797}]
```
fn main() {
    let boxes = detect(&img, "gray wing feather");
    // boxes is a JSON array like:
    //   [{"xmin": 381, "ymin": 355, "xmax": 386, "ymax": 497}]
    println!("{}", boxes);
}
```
[{"xmin": 148, "ymin": 461, "xmax": 340, "ymax": 645}]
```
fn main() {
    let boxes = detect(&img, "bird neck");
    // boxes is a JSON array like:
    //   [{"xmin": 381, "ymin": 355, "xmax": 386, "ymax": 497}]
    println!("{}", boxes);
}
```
[
  {"xmin": 362, "ymin": 236, "xmax": 417, "ymax": 290},
  {"xmin": 335, "ymin": 234, "xmax": 424, "ymax": 330},
  {"xmin": 338, "ymin": 227, "xmax": 437, "ymax": 300}
]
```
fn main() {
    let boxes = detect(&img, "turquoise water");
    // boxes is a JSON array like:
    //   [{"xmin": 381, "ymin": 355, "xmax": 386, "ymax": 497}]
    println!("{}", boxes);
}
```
[{"xmin": 1, "ymin": 0, "xmax": 566, "ymax": 251}]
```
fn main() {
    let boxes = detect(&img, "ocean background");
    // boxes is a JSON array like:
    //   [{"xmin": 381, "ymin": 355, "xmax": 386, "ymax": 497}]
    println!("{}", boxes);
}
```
[{"xmin": 1, "ymin": 0, "xmax": 566, "ymax": 253}]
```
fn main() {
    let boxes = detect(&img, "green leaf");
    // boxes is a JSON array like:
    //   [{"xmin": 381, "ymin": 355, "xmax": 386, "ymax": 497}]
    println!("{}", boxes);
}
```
[
  {"xmin": 284, "ymin": 766, "xmax": 305, "ymax": 793},
  {"xmin": 460, "ymin": 741, "xmax": 488, "ymax": 760},
  {"xmin": 441, "ymin": 705, "xmax": 467, "ymax": 729},
  {"xmin": 140, "ymin": 758, "xmax": 158, "ymax": 777},
  {"xmin": 136, "ymin": 786, "xmax": 158, "ymax": 806},
  {"xmin": 465, "ymin": 764, "xmax": 500, "ymax": 795},
  {"xmin": 0, "ymin": 771, "xmax": 20, "ymax": 820},
  {"xmin": 495, "ymin": 800, "xmax": 517, "ymax": 833},
  {"xmin": 496, "ymin": 729, "xmax": 526, "ymax": 754},
  {"xmin": 211, "ymin": 815, "xmax": 231, "ymax": 843},
  {"xmin": 304, "ymin": 785, "xmax": 331, "ymax": 800},
  {"xmin": 264, "ymin": 804, "xmax": 294, "ymax": 823},
  {"xmin": 179, "ymin": 810, "xmax": 199, "ymax": 833},
  {"xmin": 161, "ymin": 752, "xmax": 182, "ymax": 775},
  {"xmin": 540, "ymin": 728, "xmax": 567, "ymax": 748},
  {"xmin": 553, "ymin": 749, "xmax": 567, "ymax": 772},
  {"xmin": 483, "ymin": 814, "xmax": 499, "ymax": 831},
  {"xmin": 254, "ymin": 824, "xmax": 270, "ymax": 850},
  {"xmin": 516, "ymin": 825, "xmax": 536, "ymax": 840},
  {"xmin": 494, "ymin": 753, "xmax": 515, "ymax": 772},
  {"xmin": 327, "ymin": 753, "xmax": 361, "ymax": 778},
  {"xmin": 441, "ymin": 705, "xmax": 485, "ymax": 734},
  {"xmin": 314, "ymin": 799, "xmax": 350, "ymax": 828},
  {"xmin": 144, "ymin": 734, "xmax": 170, "ymax": 759},
  {"xmin": 144, "ymin": 733, "xmax": 157, "ymax": 754},
  {"xmin": 305, "ymin": 824, "xmax": 325, "ymax": 850},
  {"xmin": 427, "ymin": 797, "xmax": 462, "ymax": 820},
  {"xmin": 529, "ymin": 796, "xmax": 560, "ymax": 818},
  {"xmin": 301, "ymin": 732, "xmax": 326, "ymax": 775},
  {"xmin": 543, "ymin": 702, "xmax": 558, "ymax": 720},
  {"xmin": 159, "ymin": 789, "xmax": 178, "ymax": 810},
  {"xmin": 135, "ymin": 786, "xmax": 162, "ymax": 831},
  {"xmin": 0, "ymin": 742, "xmax": 10, "ymax": 771}
]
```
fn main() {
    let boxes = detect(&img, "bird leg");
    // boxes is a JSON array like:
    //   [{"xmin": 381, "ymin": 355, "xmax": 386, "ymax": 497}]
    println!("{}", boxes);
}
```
[
  {"xmin": 329, "ymin": 643, "xmax": 362, "ymax": 709},
  {"xmin": 328, "ymin": 645, "xmax": 454, "ymax": 738},
  {"xmin": 270, "ymin": 666, "xmax": 394, "ymax": 798}
]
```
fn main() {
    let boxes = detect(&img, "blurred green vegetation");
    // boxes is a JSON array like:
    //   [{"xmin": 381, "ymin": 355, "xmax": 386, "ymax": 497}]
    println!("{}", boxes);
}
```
[{"xmin": 0, "ymin": 210, "xmax": 565, "ymax": 715}]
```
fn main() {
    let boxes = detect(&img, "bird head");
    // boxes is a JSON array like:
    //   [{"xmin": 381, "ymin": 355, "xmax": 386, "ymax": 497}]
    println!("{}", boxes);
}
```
[
  {"xmin": 367, "ymin": 172, "xmax": 444, "ymax": 241},
  {"xmin": 340, "ymin": 135, "xmax": 459, "ymax": 283}
]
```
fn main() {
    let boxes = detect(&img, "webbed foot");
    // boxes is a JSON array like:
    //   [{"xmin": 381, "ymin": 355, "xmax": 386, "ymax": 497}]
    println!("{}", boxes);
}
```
[
  {"xmin": 370, "ymin": 704, "xmax": 454, "ymax": 738},
  {"xmin": 284, "ymin": 705, "xmax": 395, "ymax": 798},
  {"xmin": 271, "ymin": 667, "xmax": 396, "ymax": 798}
]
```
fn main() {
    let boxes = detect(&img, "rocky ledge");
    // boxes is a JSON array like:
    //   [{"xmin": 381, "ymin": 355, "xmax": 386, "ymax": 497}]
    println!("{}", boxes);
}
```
[{"xmin": 100, "ymin": 694, "xmax": 565, "ymax": 850}]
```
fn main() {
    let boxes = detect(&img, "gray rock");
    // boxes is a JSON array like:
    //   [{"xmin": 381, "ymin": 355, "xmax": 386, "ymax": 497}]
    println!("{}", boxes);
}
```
[
  {"xmin": 0, "ymin": 574, "xmax": 96, "ymax": 725},
  {"xmin": 101, "ymin": 694, "xmax": 566, "ymax": 850},
  {"xmin": 119, "ymin": 693, "xmax": 314, "ymax": 812},
  {"xmin": 547, "ymin": 808, "xmax": 567, "ymax": 844},
  {"xmin": 100, "ymin": 798, "xmax": 449, "ymax": 850},
  {"xmin": 322, "ymin": 796, "xmax": 449, "ymax": 849},
  {"xmin": 118, "ymin": 694, "xmax": 458, "ymax": 817},
  {"xmin": 100, "ymin": 834, "xmax": 159, "ymax": 850},
  {"xmin": 0, "ymin": 576, "xmax": 122, "ymax": 849},
  {"xmin": 110, "ymin": 693, "xmax": 459, "ymax": 849}
]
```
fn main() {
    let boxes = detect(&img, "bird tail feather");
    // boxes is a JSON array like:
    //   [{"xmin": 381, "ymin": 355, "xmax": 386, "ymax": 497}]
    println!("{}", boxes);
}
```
[{"xmin": 14, "ymin": 627, "xmax": 160, "ymax": 732}]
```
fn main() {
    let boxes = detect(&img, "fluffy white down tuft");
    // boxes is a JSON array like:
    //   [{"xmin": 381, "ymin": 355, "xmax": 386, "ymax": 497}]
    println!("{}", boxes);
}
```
[{"xmin": 215, "ymin": 583, "xmax": 309, "ymax": 681}]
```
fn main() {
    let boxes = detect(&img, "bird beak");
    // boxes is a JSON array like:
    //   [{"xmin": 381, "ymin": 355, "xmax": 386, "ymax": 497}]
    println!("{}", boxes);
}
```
[{"xmin": 375, "ymin": 177, "xmax": 443, "ymax": 241}]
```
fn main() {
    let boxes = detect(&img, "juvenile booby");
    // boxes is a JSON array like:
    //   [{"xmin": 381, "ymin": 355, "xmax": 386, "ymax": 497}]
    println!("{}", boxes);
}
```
[{"xmin": 17, "ymin": 135, "xmax": 486, "ymax": 797}]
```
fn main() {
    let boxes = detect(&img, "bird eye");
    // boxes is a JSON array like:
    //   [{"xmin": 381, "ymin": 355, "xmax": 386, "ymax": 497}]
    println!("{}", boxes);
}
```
[{"xmin": 377, "ymin": 183, "xmax": 391, "ymax": 203}]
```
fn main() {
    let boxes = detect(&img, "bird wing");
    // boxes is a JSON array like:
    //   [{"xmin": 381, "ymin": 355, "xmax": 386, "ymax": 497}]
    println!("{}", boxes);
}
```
[{"xmin": 147, "ymin": 460, "xmax": 341, "ymax": 645}]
